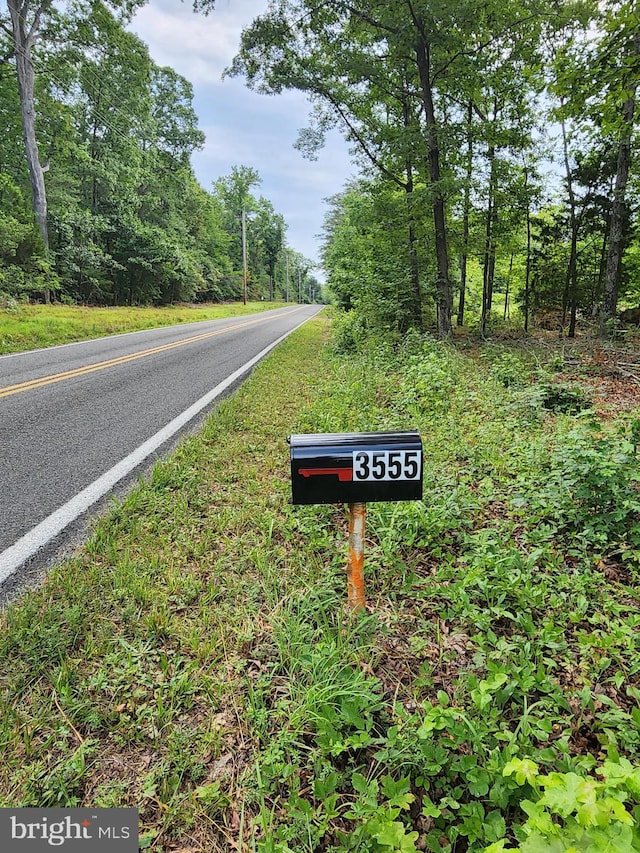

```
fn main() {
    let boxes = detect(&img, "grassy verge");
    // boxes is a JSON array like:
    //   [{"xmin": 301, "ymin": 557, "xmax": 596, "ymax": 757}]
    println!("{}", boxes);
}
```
[
  {"xmin": 1, "ymin": 318, "xmax": 640, "ymax": 852},
  {"xmin": 0, "ymin": 302, "xmax": 288, "ymax": 354}
]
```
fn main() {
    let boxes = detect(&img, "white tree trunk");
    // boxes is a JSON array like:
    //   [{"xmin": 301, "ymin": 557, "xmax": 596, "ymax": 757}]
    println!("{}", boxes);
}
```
[{"xmin": 8, "ymin": 0, "xmax": 50, "ymax": 261}]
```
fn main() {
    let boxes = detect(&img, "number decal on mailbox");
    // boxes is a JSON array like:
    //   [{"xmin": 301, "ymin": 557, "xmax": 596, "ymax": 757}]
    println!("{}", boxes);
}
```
[{"xmin": 352, "ymin": 450, "xmax": 421, "ymax": 481}]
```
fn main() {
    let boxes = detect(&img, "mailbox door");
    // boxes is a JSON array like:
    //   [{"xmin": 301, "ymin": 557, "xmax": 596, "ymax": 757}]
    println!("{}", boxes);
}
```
[{"xmin": 290, "ymin": 431, "xmax": 423, "ymax": 505}]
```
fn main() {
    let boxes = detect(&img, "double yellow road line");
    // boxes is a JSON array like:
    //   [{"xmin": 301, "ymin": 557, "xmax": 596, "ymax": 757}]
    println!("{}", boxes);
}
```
[{"xmin": 0, "ymin": 308, "xmax": 300, "ymax": 401}]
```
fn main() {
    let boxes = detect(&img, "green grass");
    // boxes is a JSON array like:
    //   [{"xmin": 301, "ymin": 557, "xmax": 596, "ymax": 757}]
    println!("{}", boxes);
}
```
[
  {"xmin": 0, "ymin": 301, "xmax": 288, "ymax": 354},
  {"xmin": 0, "ymin": 318, "xmax": 639, "ymax": 851}
]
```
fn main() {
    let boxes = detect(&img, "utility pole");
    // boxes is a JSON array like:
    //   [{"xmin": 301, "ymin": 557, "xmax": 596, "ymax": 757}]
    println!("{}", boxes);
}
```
[
  {"xmin": 241, "ymin": 209, "xmax": 248, "ymax": 305},
  {"xmin": 285, "ymin": 251, "xmax": 289, "ymax": 302},
  {"xmin": 297, "ymin": 268, "xmax": 301, "ymax": 303}
]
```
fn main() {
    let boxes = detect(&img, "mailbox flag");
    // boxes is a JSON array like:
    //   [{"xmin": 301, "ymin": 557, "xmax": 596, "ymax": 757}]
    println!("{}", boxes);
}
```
[{"xmin": 299, "ymin": 467, "xmax": 353, "ymax": 481}]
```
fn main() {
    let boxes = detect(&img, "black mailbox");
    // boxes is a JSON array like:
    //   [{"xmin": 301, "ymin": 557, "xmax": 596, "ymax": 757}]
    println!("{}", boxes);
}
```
[{"xmin": 289, "ymin": 431, "xmax": 423, "ymax": 505}]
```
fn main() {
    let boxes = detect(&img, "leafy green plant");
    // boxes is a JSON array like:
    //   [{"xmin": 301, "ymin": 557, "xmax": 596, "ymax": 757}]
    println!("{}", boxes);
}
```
[
  {"xmin": 329, "ymin": 308, "xmax": 369, "ymax": 354},
  {"xmin": 490, "ymin": 353, "xmax": 530, "ymax": 388},
  {"xmin": 484, "ymin": 757, "xmax": 640, "ymax": 852},
  {"xmin": 536, "ymin": 381, "xmax": 592, "ymax": 413},
  {"xmin": 514, "ymin": 421, "xmax": 640, "ymax": 554},
  {"xmin": 3, "ymin": 319, "xmax": 640, "ymax": 851},
  {"xmin": 343, "ymin": 774, "xmax": 418, "ymax": 852},
  {"xmin": 395, "ymin": 341, "xmax": 463, "ymax": 417}
]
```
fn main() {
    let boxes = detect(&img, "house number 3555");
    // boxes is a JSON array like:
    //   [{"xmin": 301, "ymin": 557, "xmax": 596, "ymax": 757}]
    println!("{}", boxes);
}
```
[{"xmin": 352, "ymin": 450, "xmax": 421, "ymax": 481}]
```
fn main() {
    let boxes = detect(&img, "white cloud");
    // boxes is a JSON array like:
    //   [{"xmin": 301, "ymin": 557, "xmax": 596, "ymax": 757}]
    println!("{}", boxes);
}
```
[
  {"xmin": 129, "ymin": 0, "xmax": 355, "ymax": 269},
  {"xmin": 130, "ymin": 0, "xmax": 269, "ymax": 83}
]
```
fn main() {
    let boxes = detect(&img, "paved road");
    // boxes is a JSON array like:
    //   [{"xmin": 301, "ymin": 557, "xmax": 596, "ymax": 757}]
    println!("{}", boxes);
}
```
[{"xmin": 0, "ymin": 304, "xmax": 321, "ymax": 591}]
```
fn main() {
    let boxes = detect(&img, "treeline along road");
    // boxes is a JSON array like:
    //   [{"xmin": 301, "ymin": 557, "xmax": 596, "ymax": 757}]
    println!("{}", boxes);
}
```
[{"xmin": 0, "ymin": 305, "xmax": 321, "ymax": 594}]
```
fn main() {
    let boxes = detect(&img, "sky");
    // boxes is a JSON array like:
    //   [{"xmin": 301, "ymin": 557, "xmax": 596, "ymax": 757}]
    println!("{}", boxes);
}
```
[{"xmin": 129, "ymin": 0, "xmax": 356, "ymax": 276}]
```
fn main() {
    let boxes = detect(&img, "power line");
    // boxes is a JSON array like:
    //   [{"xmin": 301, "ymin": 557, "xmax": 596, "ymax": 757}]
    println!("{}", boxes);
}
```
[
  {"xmin": 5, "ymin": 4, "xmax": 157, "ymax": 153},
  {"xmin": 11, "ymin": 48, "xmax": 144, "ymax": 154}
]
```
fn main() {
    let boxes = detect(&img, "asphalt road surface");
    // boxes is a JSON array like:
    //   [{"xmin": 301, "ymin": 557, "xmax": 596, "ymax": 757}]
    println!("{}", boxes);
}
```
[{"xmin": 0, "ymin": 304, "xmax": 321, "ymax": 594}]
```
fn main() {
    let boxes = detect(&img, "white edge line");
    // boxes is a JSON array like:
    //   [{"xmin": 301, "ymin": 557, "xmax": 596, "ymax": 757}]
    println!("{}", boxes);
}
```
[{"xmin": 0, "ymin": 311, "xmax": 317, "ymax": 585}]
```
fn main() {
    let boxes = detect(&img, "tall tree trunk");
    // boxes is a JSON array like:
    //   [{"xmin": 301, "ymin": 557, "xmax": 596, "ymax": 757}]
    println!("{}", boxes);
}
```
[
  {"xmin": 405, "ymin": 184, "xmax": 423, "ymax": 332},
  {"xmin": 90, "ymin": 88, "xmax": 103, "ymax": 215},
  {"xmin": 601, "ymin": 33, "xmax": 639, "ymax": 333},
  {"xmin": 520, "ymin": 158, "xmax": 533, "ymax": 333},
  {"xmin": 458, "ymin": 100, "xmax": 473, "ymax": 327},
  {"xmin": 596, "ymin": 229, "xmax": 608, "ymax": 309},
  {"xmin": 560, "ymin": 118, "xmax": 579, "ymax": 338},
  {"xmin": 481, "ymin": 137, "xmax": 498, "ymax": 336},
  {"xmin": 402, "ymin": 87, "xmax": 423, "ymax": 331},
  {"xmin": 504, "ymin": 251, "xmax": 513, "ymax": 321},
  {"xmin": 412, "ymin": 23, "xmax": 452, "ymax": 338},
  {"xmin": 8, "ymin": 0, "xmax": 50, "ymax": 301},
  {"xmin": 524, "ymin": 184, "xmax": 532, "ymax": 334}
]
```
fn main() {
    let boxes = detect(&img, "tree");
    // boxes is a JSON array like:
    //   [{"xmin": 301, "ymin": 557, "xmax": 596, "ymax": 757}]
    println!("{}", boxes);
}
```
[
  {"xmin": 230, "ymin": 0, "xmax": 578, "ymax": 337},
  {"xmin": 227, "ymin": 1, "xmax": 436, "ymax": 332},
  {"xmin": 1, "ymin": 0, "xmax": 321, "ymax": 308},
  {"xmin": 559, "ymin": 116, "xmax": 580, "ymax": 337},
  {"xmin": 0, "ymin": 171, "xmax": 50, "ymax": 298},
  {"xmin": 149, "ymin": 65, "xmax": 205, "ymax": 166},
  {"xmin": 0, "ymin": 0, "xmax": 212, "ymax": 291},
  {"xmin": 254, "ymin": 198, "xmax": 285, "ymax": 300},
  {"xmin": 3, "ymin": 0, "xmax": 51, "ymax": 264},
  {"xmin": 212, "ymin": 165, "xmax": 261, "ymax": 299},
  {"xmin": 550, "ymin": 1, "xmax": 639, "ymax": 330},
  {"xmin": 601, "ymin": 13, "xmax": 639, "ymax": 328},
  {"xmin": 456, "ymin": 100, "xmax": 474, "ymax": 326},
  {"xmin": 322, "ymin": 182, "xmax": 428, "ymax": 330}
]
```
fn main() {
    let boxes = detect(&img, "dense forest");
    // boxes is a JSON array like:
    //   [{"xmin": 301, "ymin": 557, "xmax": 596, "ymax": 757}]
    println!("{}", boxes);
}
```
[
  {"xmin": 230, "ymin": 0, "xmax": 639, "ymax": 338},
  {"xmin": 0, "ymin": 0, "xmax": 318, "ymax": 307},
  {"xmin": 1, "ymin": 0, "xmax": 638, "ymax": 335}
]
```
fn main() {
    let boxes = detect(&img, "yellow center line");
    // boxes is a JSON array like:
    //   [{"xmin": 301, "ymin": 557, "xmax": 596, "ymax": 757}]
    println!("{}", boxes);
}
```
[{"xmin": 0, "ymin": 308, "xmax": 301, "ymax": 400}]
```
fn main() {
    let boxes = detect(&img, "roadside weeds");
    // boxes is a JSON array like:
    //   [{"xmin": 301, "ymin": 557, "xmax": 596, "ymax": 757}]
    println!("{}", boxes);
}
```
[{"xmin": 1, "ymin": 318, "xmax": 640, "ymax": 852}]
